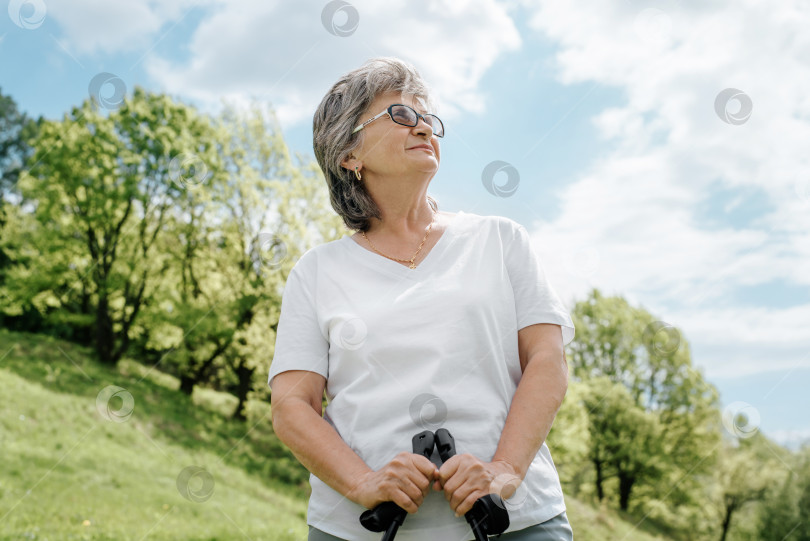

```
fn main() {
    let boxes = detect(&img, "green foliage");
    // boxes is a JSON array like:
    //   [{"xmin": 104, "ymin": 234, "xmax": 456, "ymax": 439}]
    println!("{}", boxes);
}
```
[
  {"xmin": 706, "ymin": 435, "xmax": 786, "ymax": 540},
  {"xmin": 566, "ymin": 288, "xmax": 722, "ymax": 537},
  {"xmin": 547, "ymin": 379, "xmax": 591, "ymax": 488},
  {"xmin": 129, "ymin": 99, "xmax": 345, "ymax": 416},
  {"xmin": 0, "ymin": 87, "xmax": 41, "ymax": 331},
  {"xmin": 0, "ymin": 86, "xmax": 39, "ymax": 192},
  {"xmin": 756, "ymin": 445, "xmax": 810, "ymax": 540},
  {"xmin": 2, "ymin": 88, "xmax": 226, "ymax": 364},
  {"xmin": 0, "ymin": 90, "xmax": 344, "ymax": 420},
  {"xmin": 580, "ymin": 377, "xmax": 665, "ymax": 504},
  {"xmin": 559, "ymin": 288, "xmax": 810, "ymax": 540}
]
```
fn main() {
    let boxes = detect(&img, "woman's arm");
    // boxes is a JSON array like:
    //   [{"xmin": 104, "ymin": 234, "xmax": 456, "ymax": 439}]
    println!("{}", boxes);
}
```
[
  {"xmin": 271, "ymin": 369, "xmax": 438, "ymax": 513},
  {"xmin": 271, "ymin": 370, "xmax": 373, "ymax": 499},
  {"xmin": 491, "ymin": 323, "xmax": 568, "ymax": 479}
]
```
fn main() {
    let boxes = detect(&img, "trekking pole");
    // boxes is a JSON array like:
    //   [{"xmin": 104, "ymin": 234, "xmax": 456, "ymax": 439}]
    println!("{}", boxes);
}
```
[
  {"xmin": 359, "ymin": 430, "xmax": 436, "ymax": 541},
  {"xmin": 434, "ymin": 428, "xmax": 510, "ymax": 541}
]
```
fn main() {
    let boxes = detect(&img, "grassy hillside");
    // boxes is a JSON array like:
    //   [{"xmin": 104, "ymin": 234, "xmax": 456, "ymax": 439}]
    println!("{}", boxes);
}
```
[{"xmin": 0, "ymin": 328, "xmax": 674, "ymax": 540}]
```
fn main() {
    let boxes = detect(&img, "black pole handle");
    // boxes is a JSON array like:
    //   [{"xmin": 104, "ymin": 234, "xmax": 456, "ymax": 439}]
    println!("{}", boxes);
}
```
[
  {"xmin": 359, "ymin": 430, "xmax": 436, "ymax": 538},
  {"xmin": 434, "ymin": 429, "xmax": 510, "ymax": 540}
]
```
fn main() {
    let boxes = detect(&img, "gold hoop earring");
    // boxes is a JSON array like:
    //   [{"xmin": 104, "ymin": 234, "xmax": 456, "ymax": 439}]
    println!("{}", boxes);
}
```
[{"xmin": 354, "ymin": 166, "xmax": 362, "ymax": 181}]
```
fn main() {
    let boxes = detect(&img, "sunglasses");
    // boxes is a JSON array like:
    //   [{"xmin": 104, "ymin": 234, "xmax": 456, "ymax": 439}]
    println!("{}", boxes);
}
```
[{"xmin": 352, "ymin": 103, "xmax": 445, "ymax": 138}]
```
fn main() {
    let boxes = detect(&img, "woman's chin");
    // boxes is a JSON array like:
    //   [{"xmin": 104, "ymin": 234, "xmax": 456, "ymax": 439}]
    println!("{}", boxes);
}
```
[{"xmin": 408, "ymin": 155, "xmax": 439, "ymax": 169}]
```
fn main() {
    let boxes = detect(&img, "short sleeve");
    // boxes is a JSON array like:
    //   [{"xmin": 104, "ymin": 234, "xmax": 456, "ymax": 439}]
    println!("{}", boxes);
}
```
[
  {"xmin": 504, "ymin": 220, "xmax": 575, "ymax": 346},
  {"xmin": 267, "ymin": 260, "xmax": 329, "ymax": 390}
]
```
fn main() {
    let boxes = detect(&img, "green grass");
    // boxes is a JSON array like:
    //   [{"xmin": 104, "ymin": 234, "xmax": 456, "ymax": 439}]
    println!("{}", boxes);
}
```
[
  {"xmin": 0, "ymin": 328, "xmax": 674, "ymax": 540},
  {"xmin": 0, "ymin": 328, "xmax": 307, "ymax": 540},
  {"xmin": 562, "ymin": 496, "xmax": 674, "ymax": 541}
]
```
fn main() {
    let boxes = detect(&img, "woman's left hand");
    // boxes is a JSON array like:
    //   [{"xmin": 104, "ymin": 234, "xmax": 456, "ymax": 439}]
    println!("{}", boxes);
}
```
[{"xmin": 433, "ymin": 454, "xmax": 523, "ymax": 517}]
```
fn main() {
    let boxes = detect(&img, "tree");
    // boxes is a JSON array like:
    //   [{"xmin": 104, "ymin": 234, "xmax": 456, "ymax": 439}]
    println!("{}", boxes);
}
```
[
  {"xmin": 5, "ymin": 88, "xmax": 223, "ymax": 363},
  {"xmin": 756, "ymin": 444, "xmax": 810, "ymax": 541},
  {"xmin": 0, "ymin": 86, "xmax": 39, "ymax": 204},
  {"xmin": 0, "ymin": 88, "xmax": 40, "ymax": 313},
  {"xmin": 133, "ymin": 100, "xmax": 344, "ymax": 418},
  {"xmin": 569, "ymin": 288, "xmax": 721, "ymax": 514},
  {"xmin": 211, "ymin": 100, "xmax": 345, "ymax": 419},
  {"xmin": 709, "ymin": 433, "xmax": 789, "ymax": 540},
  {"xmin": 579, "ymin": 376, "xmax": 665, "ymax": 509},
  {"xmin": 546, "ymin": 379, "xmax": 591, "ymax": 494}
]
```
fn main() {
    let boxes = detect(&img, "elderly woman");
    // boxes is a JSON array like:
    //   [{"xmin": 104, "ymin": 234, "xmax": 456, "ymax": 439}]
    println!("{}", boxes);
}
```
[{"xmin": 268, "ymin": 57, "xmax": 575, "ymax": 541}]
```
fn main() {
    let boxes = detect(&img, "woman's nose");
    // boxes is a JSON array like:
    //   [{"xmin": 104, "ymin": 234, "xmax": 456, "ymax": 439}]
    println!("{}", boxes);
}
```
[{"xmin": 413, "ymin": 117, "xmax": 434, "ymax": 138}]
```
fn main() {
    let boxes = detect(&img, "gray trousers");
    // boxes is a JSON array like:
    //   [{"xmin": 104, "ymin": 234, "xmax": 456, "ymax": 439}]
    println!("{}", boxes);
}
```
[{"xmin": 308, "ymin": 510, "xmax": 573, "ymax": 540}]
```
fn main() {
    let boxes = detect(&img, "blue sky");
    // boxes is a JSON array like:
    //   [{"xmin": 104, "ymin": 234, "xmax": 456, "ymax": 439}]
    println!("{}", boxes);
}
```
[{"xmin": 2, "ymin": 0, "xmax": 809, "ymax": 450}]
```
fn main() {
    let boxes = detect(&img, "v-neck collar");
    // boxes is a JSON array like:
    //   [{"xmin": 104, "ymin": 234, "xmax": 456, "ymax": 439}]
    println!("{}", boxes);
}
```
[{"xmin": 342, "ymin": 211, "xmax": 464, "ymax": 279}]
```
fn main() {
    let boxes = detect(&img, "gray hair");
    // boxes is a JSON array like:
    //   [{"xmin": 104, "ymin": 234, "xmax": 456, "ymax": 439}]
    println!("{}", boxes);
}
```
[{"xmin": 312, "ymin": 57, "xmax": 438, "ymax": 232}]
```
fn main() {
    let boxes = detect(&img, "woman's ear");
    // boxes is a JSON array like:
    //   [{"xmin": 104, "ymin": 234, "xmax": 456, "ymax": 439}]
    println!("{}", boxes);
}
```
[{"xmin": 340, "ymin": 154, "xmax": 360, "ymax": 172}]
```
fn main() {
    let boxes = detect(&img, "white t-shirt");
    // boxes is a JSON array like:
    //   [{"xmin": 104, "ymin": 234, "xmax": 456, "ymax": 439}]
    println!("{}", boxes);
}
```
[{"xmin": 268, "ymin": 210, "xmax": 575, "ymax": 541}]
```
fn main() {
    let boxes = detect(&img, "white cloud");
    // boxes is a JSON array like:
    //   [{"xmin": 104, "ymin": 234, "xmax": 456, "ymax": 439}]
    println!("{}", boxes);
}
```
[
  {"xmin": 767, "ymin": 427, "xmax": 810, "ymax": 451},
  {"xmin": 44, "ymin": 0, "xmax": 213, "ymax": 56},
  {"xmin": 520, "ymin": 0, "xmax": 810, "ymax": 378},
  {"xmin": 141, "ymin": 0, "xmax": 521, "ymax": 127}
]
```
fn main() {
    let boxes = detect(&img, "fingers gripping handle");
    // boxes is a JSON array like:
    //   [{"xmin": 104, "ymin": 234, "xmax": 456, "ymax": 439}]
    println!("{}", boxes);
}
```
[
  {"xmin": 434, "ymin": 429, "xmax": 510, "ymax": 540},
  {"xmin": 359, "ymin": 430, "xmax": 435, "ymax": 537},
  {"xmin": 358, "ymin": 429, "xmax": 509, "ymax": 540}
]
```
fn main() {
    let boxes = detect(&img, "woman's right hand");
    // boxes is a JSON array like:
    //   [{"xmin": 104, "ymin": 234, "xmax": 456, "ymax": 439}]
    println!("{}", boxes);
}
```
[{"xmin": 348, "ymin": 451, "xmax": 440, "ymax": 514}]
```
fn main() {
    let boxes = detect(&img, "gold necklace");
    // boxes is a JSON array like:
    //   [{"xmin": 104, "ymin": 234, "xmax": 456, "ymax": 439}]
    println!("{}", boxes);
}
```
[{"xmin": 361, "ymin": 207, "xmax": 438, "ymax": 269}]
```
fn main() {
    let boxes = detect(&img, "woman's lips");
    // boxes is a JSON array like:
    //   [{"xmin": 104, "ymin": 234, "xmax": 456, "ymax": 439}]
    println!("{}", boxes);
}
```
[{"xmin": 408, "ymin": 145, "xmax": 434, "ymax": 152}]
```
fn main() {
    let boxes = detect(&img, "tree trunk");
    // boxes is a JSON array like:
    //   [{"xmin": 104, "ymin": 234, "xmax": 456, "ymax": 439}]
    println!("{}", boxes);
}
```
[
  {"xmin": 177, "ymin": 339, "xmax": 227, "ymax": 396},
  {"xmin": 179, "ymin": 374, "xmax": 196, "ymax": 395},
  {"xmin": 720, "ymin": 500, "xmax": 736, "ymax": 541},
  {"xmin": 595, "ymin": 459, "xmax": 605, "ymax": 502},
  {"xmin": 618, "ymin": 472, "xmax": 635, "ymax": 511},
  {"xmin": 95, "ymin": 293, "xmax": 115, "ymax": 364},
  {"xmin": 232, "ymin": 360, "xmax": 254, "ymax": 422}
]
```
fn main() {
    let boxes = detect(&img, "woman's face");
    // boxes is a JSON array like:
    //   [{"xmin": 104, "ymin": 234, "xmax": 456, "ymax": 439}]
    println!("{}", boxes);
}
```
[{"xmin": 348, "ymin": 91, "xmax": 441, "ymax": 179}]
